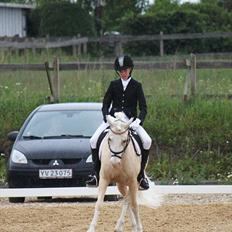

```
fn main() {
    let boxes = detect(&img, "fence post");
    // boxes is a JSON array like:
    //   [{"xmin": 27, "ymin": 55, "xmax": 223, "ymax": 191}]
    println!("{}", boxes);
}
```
[
  {"xmin": 183, "ymin": 59, "xmax": 191, "ymax": 101},
  {"xmin": 78, "ymin": 44, "xmax": 81, "ymax": 56},
  {"xmin": 183, "ymin": 54, "xmax": 197, "ymax": 101},
  {"xmin": 45, "ymin": 35, "xmax": 49, "ymax": 54},
  {"xmin": 160, "ymin": 31, "xmax": 164, "ymax": 56},
  {"xmin": 115, "ymin": 40, "xmax": 123, "ymax": 56},
  {"xmin": 83, "ymin": 42, "xmax": 87, "ymax": 54},
  {"xmin": 44, "ymin": 61, "xmax": 55, "ymax": 103},
  {"xmin": 72, "ymin": 45, "xmax": 77, "ymax": 57},
  {"xmin": 190, "ymin": 53, "xmax": 197, "ymax": 96},
  {"xmin": 53, "ymin": 57, "xmax": 60, "ymax": 103}
]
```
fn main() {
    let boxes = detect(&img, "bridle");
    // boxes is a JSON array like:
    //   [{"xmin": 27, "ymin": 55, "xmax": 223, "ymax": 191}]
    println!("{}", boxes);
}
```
[{"xmin": 108, "ymin": 127, "xmax": 130, "ymax": 159}]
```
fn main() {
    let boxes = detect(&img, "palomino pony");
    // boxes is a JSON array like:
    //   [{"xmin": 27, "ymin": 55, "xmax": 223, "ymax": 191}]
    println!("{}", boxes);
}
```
[{"xmin": 87, "ymin": 113, "xmax": 143, "ymax": 232}]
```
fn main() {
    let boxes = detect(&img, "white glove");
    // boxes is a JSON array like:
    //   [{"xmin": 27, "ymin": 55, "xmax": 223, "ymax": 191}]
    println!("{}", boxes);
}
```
[{"xmin": 130, "ymin": 118, "xmax": 141, "ymax": 130}]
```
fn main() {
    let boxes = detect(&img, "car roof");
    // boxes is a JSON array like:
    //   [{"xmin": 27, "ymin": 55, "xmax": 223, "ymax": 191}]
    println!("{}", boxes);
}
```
[{"xmin": 37, "ymin": 102, "xmax": 102, "ymax": 112}]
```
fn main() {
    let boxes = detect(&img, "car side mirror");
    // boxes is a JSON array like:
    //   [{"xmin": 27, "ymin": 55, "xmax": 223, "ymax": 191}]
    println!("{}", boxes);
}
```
[
  {"xmin": 0, "ymin": 147, "xmax": 5, "ymax": 158},
  {"xmin": 0, "ymin": 152, "xmax": 6, "ymax": 158},
  {"xmin": 7, "ymin": 131, "xmax": 19, "ymax": 142}
]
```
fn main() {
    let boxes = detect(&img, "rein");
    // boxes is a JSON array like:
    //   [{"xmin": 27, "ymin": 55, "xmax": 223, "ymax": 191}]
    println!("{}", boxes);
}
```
[{"xmin": 108, "ymin": 128, "xmax": 130, "ymax": 159}]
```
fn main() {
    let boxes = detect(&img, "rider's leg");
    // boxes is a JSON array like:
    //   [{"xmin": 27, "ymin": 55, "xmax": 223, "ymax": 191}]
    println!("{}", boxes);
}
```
[
  {"xmin": 86, "ymin": 148, "xmax": 101, "ymax": 187},
  {"xmin": 137, "ymin": 149, "xmax": 150, "ymax": 190},
  {"xmin": 86, "ymin": 122, "xmax": 108, "ymax": 187},
  {"xmin": 135, "ymin": 126, "xmax": 152, "ymax": 190}
]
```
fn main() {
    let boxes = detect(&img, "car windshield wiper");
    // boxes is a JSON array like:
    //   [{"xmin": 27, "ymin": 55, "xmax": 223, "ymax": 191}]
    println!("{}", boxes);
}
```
[
  {"xmin": 23, "ymin": 135, "xmax": 43, "ymax": 140},
  {"xmin": 43, "ymin": 134, "xmax": 90, "ymax": 139},
  {"xmin": 60, "ymin": 134, "xmax": 90, "ymax": 138}
]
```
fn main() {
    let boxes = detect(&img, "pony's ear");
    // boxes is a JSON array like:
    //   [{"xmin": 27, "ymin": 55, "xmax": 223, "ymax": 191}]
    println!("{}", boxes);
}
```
[
  {"xmin": 125, "ymin": 117, "xmax": 134, "ymax": 127},
  {"xmin": 106, "ymin": 115, "xmax": 116, "ymax": 125}
]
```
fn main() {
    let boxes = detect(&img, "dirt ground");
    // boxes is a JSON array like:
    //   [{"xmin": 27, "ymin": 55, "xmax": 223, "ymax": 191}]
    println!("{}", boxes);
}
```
[{"xmin": 0, "ymin": 194, "xmax": 232, "ymax": 232}]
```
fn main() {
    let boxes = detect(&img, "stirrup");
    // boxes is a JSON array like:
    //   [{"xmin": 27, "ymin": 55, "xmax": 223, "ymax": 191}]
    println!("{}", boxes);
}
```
[
  {"xmin": 139, "ymin": 177, "xmax": 149, "ymax": 190},
  {"xmin": 86, "ymin": 174, "xmax": 99, "ymax": 187}
]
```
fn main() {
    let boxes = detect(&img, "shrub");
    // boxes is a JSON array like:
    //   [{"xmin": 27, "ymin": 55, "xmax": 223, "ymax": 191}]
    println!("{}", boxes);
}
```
[
  {"xmin": 32, "ymin": 1, "xmax": 96, "ymax": 37},
  {"xmin": 120, "ymin": 3, "xmax": 232, "ymax": 56}
]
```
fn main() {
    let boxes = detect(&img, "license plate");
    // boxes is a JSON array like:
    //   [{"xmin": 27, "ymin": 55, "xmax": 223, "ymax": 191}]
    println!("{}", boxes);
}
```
[{"xmin": 39, "ymin": 169, "xmax": 72, "ymax": 179}]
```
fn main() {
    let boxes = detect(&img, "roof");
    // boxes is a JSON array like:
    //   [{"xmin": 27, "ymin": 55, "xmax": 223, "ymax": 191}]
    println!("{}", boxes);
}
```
[
  {"xmin": 38, "ymin": 102, "xmax": 102, "ymax": 112},
  {"xmin": 0, "ymin": 3, "xmax": 35, "ymax": 9}
]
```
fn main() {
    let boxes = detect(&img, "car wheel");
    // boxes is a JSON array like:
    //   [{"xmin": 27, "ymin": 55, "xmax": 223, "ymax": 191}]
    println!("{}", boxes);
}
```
[
  {"xmin": 104, "ymin": 195, "xmax": 119, "ymax": 202},
  {"xmin": 104, "ymin": 182, "xmax": 119, "ymax": 201},
  {"xmin": 9, "ymin": 197, "xmax": 25, "ymax": 203},
  {"xmin": 37, "ymin": 196, "xmax": 52, "ymax": 201}
]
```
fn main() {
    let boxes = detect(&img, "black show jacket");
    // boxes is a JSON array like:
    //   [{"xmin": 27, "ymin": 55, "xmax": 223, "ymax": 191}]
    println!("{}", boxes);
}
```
[{"xmin": 102, "ymin": 78, "xmax": 147, "ymax": 124}]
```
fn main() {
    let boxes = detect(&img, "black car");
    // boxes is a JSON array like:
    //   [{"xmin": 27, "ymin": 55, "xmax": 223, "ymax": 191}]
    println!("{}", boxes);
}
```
[{"xmin": 6, "ymin": 102, "xmax": 103, "ymax": 202}]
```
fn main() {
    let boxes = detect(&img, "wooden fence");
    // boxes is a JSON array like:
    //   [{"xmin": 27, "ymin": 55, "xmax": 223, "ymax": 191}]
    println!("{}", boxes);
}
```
[
  {"xmin": 0, "ymin": 59, "xmax": 231, "ymax": 71},
  {"xmin": 0, "ymin": 37, "xmax": 88, "ymax": 56},
  {"xmin": 1, "ymin": 31, "xmax": 232, "ymax": 56},
  {"xmin": 1, "ymin": 54, "xmax": 232, "ymax": 102}
]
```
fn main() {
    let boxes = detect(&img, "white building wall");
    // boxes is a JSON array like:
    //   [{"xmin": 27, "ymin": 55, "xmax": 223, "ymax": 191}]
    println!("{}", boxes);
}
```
[{"xmin": 0, "ymin": 7, "xmax": 26, "ymax": 37}]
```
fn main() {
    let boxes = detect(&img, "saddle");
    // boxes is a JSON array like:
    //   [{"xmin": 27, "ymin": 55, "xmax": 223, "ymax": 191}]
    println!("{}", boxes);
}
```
[{"xmin": 96, "ymin": 128, "xmax": 142, "ymax": 157}]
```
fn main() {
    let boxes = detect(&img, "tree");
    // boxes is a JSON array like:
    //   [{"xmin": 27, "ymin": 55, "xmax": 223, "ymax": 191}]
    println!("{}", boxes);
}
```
[
  {"xmin": 38, "ymin": 1, "xmax": 96, "ymax": 37},
  {"xmin": 200, "ymin": 0, "xmax": 218, "ymax": 4},
  {"xmin": 148, "ymin": 0, "xmax": 180, "ymax": 13},
  {"xmin": 102, "ymin": 0, "xmax": 148, "ymax": 32},
  {"xmin": 136, "ymin": 0, "xmax": 150, "ymax": 13},
  {"xmin": 0, "ymin": 0, "xmax": 76, "ymax": 6}
]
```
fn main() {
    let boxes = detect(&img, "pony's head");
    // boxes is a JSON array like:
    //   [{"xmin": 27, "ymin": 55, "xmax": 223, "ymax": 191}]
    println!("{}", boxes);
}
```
[{"xmin": 106, "ymin": 115, "xmax": 133, "ymax": 167}]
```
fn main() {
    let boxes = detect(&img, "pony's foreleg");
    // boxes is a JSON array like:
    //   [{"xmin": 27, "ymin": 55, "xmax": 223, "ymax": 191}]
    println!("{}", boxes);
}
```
[
  {"xmin": 115, "ymin": 185, "xmax": 129, "ymax": 232},
  {"xmin": 129, "ymin": 181, "xmax": 143, "ymax": 232},
  {"xmin": 87, "ymin": 178, "xmax": 108, "ymax": 232}
]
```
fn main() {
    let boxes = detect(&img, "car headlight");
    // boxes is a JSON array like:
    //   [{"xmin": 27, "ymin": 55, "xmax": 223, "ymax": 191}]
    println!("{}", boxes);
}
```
[
  {"xmin": 11, "ymin": 149, "xmax": 28, "ymax": 164},
  {"xmin": 86, "ymin": 154, "xmax": 93, "ymax": 163}
]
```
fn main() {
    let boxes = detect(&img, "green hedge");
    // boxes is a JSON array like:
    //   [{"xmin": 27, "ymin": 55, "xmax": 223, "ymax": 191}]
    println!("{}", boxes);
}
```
[{"xmin": 120, "ymin": 4, "xmax": 232, "ymax": 55}]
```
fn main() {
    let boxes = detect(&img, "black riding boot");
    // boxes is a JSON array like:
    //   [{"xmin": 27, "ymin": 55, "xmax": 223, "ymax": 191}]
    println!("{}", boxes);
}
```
[
  {"xmin": 86, "ymin": 148, "xmax": 101, "ymax": 187},
  {"xmin": 137, "ymin": 149, "xmax": 150, "ymax": 190}
]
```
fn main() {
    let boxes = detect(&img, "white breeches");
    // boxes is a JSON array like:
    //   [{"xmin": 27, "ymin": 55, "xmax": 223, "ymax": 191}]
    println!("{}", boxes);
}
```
[
  {"xmin": 90, "ymin": 121, "xmax": 152, "ymax": 150},
  {"xmin": 135, "ymin": 125, "xmax": 152, "ymax": 150},
  {"xmin": 90, "ymin": 122, "xmax": 109, "ymax": 149}
]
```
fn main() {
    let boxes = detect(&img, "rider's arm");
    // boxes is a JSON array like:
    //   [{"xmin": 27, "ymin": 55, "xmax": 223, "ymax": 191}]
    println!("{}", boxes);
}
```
[{"xmin": 102, "ymin": 82, "xmax": 113, "ymax": 122}]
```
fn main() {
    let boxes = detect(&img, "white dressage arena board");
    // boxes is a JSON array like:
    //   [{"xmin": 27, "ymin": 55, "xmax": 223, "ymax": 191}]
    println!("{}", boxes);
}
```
[{"xmin": 0, "ymin": 185, "xmax": 231, "ymax": 198}]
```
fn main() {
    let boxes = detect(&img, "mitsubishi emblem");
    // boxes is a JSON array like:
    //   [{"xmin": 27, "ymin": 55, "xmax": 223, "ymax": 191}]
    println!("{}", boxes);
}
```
[{"xmin": 52, "ymin": 160, "xmax": 59, "ymax": 166}]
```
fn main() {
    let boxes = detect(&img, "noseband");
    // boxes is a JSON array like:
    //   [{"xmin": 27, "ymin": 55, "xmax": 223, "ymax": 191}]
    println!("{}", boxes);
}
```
[{"xmin": 108, "ymin": 128, "xmax": 130, "ymax": 159}]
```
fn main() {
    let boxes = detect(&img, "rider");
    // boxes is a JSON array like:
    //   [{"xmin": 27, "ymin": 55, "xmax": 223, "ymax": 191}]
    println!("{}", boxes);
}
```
[{"xmin": 86, "ymin": 55, "xmax": 152, "ymax": 190}]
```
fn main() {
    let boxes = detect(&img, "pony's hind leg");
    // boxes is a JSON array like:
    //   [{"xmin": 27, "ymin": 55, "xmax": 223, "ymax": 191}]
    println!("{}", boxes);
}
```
[
  {"xmin": 114, "ymin": 185, "xmax": 129, "ymax": 232},
  {"xmin": 114, "ymin": 197, "xmax": 129, "ymax": 232},
  {"xmin": 87, "ymin": 178, "xmax": 108, "ymax": 232}
]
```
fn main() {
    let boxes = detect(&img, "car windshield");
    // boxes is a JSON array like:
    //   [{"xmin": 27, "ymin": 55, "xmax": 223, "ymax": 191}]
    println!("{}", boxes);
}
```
[{"xmin": 22, "ymin": 110, "xmax": 102, "ymax": 139}]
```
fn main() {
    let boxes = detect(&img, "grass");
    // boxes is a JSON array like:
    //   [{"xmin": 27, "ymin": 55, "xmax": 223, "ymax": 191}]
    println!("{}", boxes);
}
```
[
  {"xmin": 1, "ymin": 52, "xmax": 232, "ymax": 184},
  {"xmin": 0, "ymin": 158, "xmax": 6, "ymax": 185},
  {"xmin": 148, "ymin": 152, "xmax": 232, "ymax": 185}
]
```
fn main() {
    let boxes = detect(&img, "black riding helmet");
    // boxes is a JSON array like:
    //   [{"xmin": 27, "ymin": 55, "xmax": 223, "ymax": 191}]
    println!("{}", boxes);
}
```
[{"xmin": 114, "ymin": 55, "xmax": 134, "ymax": 74}]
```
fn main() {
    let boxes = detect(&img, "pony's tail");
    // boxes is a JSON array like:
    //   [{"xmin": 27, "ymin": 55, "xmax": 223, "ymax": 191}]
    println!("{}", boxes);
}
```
[{"xmin": 137, "ymin": 176, "xmax": 163, "ymax": 208}]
